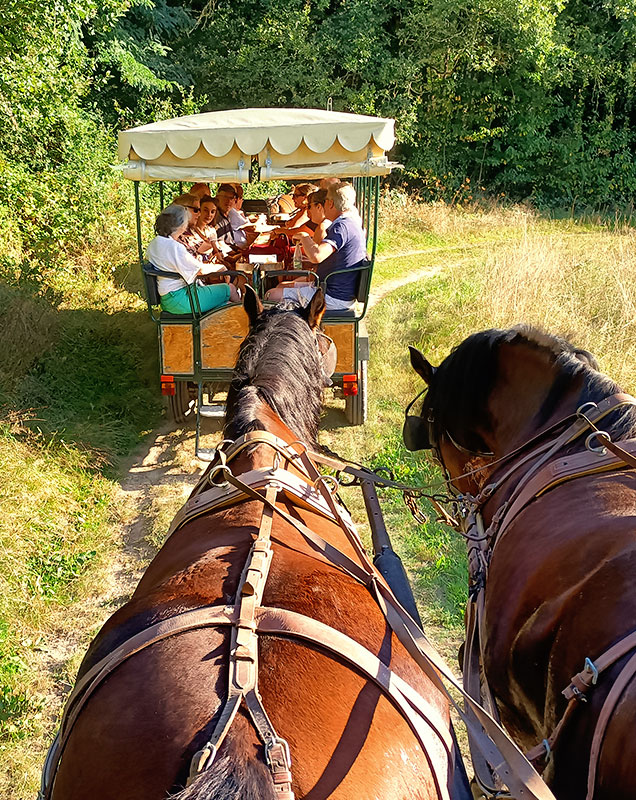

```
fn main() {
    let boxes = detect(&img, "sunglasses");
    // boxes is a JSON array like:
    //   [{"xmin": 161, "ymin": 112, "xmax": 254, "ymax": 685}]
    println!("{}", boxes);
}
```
[{"xmin": 186, "ymin": 205, "xmax": 201, "ymax": 212}]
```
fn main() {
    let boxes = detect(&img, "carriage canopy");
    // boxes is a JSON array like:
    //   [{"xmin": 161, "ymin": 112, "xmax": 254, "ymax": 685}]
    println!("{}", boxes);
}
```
[{"xmin": 117, "ymin": 107, "xmax": 399, "ymax": 183}]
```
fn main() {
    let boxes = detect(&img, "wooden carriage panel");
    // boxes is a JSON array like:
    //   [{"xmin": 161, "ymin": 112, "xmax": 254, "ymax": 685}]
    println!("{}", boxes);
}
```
[
  {"xmin": 323, "ymin": 323, "xmax": 355, "ymax": 373},
  {"xmin": 200, "ymin": 305, "xmax": 249, "ymax": 369},
  {"xmin": 161, "ymin": 325, "xmax": 194, "ymax": 375}
]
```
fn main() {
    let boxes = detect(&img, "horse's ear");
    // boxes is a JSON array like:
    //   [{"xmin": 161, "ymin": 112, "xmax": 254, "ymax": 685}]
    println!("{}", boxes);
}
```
[
  {"xmin": 304, "ymin": 288, "xmax": 326, "ymax": 330},
  {"xmin": 243, "ymin": 285, "xmax": 263, "ymax": 327},
  {"xmin": 409, "ymin": 346, "xmax": 436, "ymax": 385},
  {"xmin": 574, "ymin": 348, "xmax": 599, "ymax": 371}
]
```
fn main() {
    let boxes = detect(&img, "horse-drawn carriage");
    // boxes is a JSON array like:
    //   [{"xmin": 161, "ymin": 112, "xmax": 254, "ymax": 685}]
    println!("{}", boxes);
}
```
[{"xmin": 118, "ymin": 108, "xmax": 398, "ymax": 457}]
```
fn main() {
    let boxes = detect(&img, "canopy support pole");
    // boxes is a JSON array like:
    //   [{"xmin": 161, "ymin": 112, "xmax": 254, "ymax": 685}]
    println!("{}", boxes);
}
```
[
  {"xmin": 134, "ymin": 181, "xmax": 143, "ymax": 265},
  {"xmin": 370, "ymin": 176, "xmax": 380, "ymax": 264}
]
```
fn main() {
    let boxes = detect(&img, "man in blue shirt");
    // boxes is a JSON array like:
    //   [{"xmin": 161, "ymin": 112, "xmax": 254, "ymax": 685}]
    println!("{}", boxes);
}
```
[{"xmin": 266, "ymin": 182, "xmax": 367, "ymax": 310}]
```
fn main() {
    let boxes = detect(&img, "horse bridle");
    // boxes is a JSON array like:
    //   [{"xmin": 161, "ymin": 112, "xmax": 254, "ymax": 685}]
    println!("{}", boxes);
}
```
[
  {"xmin": 315, "ymin": 331, "xmax": 337, "ymax": 379},
  {"xmin": 402, "ymin": 387, "xmax": 494, "ymax": 492}
]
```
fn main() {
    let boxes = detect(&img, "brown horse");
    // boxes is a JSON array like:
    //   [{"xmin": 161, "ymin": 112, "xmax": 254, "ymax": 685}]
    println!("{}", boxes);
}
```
[
  {"xmin": 42, "ymin": 289, "xmax": 470, "ymax": 800},
  {"xmin": 406, "ymin": 325, "xmax": 636, "ymax": 800}
]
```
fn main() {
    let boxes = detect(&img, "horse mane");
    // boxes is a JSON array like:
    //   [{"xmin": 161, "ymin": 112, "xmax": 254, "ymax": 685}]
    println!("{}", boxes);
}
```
[
  {"xmin": 224, "ymin": 303, "xmax": 325, "ymax": 446},
  {"xmin": 425, "ymin": 324, "xmax": 636, "ymax": 450}
]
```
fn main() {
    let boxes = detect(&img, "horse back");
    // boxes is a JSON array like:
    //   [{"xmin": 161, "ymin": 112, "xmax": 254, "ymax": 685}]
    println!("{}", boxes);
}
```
[{"xmin": 53, "ymin": 499, "xmax": 455, "ymax": 799}]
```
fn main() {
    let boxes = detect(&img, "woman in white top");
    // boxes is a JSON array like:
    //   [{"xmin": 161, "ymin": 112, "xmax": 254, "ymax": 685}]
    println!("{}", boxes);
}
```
[{"xmin": 145, "ymin": 205, "xmax": 240, "ymax": 315}]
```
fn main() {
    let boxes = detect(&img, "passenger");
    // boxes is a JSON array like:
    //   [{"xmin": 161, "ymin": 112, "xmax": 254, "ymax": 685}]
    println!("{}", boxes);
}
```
[
  {"xmin": 195, "ymin": 194, "xmax": 228, "ymax": 266},
  {"xmin": 319, "ymin": 177, "xmax": 341, "ymax": 191},
  {"xmin": 213, "ymin": 184, "xmax": 238, "ymax": 249},
  {"xmin": 266, "ymin": 182, "xmax": 366, "ymax": 311},
  {"xmin": 146, "ymin": 205, "xmax": 240, "ymax": 315},
  {"xmin": 227, "ymin": 184, "xmax": 257, "ymax": 249},
  {"xmin": 190, "ymin": 182, "xmax": 211, "ymax": 199},
  {"xmin": 171, "ymin": 193, "xmax": 207, "ymax": 258},
  {"xmin": 271, "ymin": 183, "xmax": 317, "ymax": 235},
  {"xmin": 292, "ymin": 189, "xmax": 329, "ymax": 242}
]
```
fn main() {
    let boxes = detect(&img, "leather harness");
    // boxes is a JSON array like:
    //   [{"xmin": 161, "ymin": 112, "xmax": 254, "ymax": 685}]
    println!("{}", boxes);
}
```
[
  {"xmin": 456, "ymin": 394, "xmax": 636, "ymax": 800},
  {"xmin": 39, "ymin": 431, "xmax": 558, "ymax": 800}
]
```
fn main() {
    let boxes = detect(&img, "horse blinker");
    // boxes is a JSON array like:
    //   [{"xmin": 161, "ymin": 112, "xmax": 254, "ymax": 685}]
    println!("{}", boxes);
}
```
[{"xmin": 402, "ymin": 388, "xmax": 433, "ymax": 452}]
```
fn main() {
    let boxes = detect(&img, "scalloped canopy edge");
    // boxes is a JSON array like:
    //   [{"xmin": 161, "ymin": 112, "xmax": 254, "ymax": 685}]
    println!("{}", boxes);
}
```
[{"xmin": 118, "ymin": 108, "xmax": 396, "ymax": 163}]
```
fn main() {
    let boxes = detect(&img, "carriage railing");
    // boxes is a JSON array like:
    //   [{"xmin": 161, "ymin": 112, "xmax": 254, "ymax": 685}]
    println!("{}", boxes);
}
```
[
  {"xmin": 321, "ymin": 261, "xmax": 374, "ymax": 322},
  {"xmin": 142, "ymin": 263, "xmax": 246, "ymax": 321},
  {"xmin": 142, "ymin": 263, "xmax": 202, "ymax": 321}
]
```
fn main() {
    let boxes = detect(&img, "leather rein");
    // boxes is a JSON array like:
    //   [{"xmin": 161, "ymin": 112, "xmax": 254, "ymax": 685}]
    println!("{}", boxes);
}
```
[
  {"xmin": 39, "ymin": 430, "xmax": 558, "ymax": 800},
  {"xmin": 447, "ymin": 393, "xmax": 636, "ymax": 800}
]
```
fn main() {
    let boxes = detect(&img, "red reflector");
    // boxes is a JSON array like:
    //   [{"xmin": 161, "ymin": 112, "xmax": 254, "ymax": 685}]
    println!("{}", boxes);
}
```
[
  {"xmin": 342, "ymin": 373, "xmax": 358, "ymax": 396},
  {"xmin": 160, "ymin": 375, "xmax": 176, "ymax": 396}
]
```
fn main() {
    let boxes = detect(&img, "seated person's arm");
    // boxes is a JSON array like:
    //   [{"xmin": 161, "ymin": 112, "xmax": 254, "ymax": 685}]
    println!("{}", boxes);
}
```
[{"xmin": 294, "ymin": 232, "xmax": 335, "ymax": 264}]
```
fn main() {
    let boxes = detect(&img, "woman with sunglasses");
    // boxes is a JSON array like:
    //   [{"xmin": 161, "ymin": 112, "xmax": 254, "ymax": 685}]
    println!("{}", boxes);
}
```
[
  {"xmin": 171, "ymin": 194, "xmax": 220, "ymax": 261},
  {"xmin": 270, "ymin": 183, "xmax": 317, "ymax": 235}
]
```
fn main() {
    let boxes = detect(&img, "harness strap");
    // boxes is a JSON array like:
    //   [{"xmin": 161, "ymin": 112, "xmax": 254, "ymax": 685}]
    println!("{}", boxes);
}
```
[
  {"xmin": 39, "ymin": 606, "xmax": 237, "ymax": 800},
  {"xmin": 457, "ymin": 394, "xmax": 636, "ymax": 796},
  {"xmin": 188, "ymin": 484, "xmax": 295, "ymax": 798},
  {"xmin": 218, "ymin": 463, "xmax": 558, "ymax": 800},
  {"xmin": 487, "ymin": 395, "xmax": 636, "ymax": 550},
  {"xmin": 586, "ymin": 649, "xmax": 636, "ymax": 799},
  {"xmin": 40, "ymin": 600, "xmax": 458, "ymax": 800},
  {"xmin": 170, "ymin": 466, "xmax": 357, "ymax": 538},
  {"xmin": 488, "ymin": 437, "xmax": 636, "ymax": 557}
]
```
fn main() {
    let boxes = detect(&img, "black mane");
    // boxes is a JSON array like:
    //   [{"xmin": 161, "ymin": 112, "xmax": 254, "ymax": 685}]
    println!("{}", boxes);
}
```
[
  {"xmin": 424, "ymin": 324, "xmax": 636, "ymax": 451},
  {"xmin": 224, "ymin": 303, "xmax": 326, "ymax": 446}
]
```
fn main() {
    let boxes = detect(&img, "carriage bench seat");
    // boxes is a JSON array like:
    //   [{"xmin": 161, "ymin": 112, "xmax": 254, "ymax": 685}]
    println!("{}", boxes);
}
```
[
  {"xmin": 159, "ymin": 310, "xmax": 195, "ymax": 321},
  {"xmin": 321, "ymin": 261, "xmax": 372, "ymax": 324},
  {"xmin": 323, "ymin": 308, "xmax": 360, "ymax": 321}
]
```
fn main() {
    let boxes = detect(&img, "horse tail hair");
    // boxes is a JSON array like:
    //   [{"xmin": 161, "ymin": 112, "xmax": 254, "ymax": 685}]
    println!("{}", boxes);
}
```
[
  {"xmin": 172, "ymin": 754, "xmax": 278, "ymax": 800},
  {"xmin": 171, "ymin": 718, "xmax": 278, "ymax": 800}
]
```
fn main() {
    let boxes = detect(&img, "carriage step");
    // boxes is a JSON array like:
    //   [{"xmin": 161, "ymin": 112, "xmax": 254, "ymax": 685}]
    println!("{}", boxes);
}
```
[
  {"xmin": 196, "ymin": 447, "xmax": 217, "ymax": 461},
  {"xmin": 199, "ymin": 404, "xmax": 226, "ymax": 418}
]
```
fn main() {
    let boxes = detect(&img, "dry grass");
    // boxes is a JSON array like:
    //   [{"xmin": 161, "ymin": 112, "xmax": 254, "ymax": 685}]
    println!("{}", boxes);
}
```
[{"xmin": 416, "ymin": 223, "xmax": 636, "ymax": 389}]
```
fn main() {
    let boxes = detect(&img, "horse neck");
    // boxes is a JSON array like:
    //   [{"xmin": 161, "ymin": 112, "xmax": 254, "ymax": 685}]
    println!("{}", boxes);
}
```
[
  {"xmin": 486, "ymin": 341, "xmax": 586, "ymax": 455},
  {"xmin": 220, "ymin": 401, "xmax": 363, "ymax": 563}
]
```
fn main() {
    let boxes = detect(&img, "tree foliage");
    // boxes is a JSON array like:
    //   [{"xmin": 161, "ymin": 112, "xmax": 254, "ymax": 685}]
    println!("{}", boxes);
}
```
[{"xmin": 1, "ymin": 0, "xmax": 635, "ymax": 287}]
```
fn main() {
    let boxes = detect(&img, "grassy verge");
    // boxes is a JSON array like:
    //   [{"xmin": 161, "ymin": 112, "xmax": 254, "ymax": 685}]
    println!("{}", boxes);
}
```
[{"xmin": 0, "ymin": 199, "xmax": 162, "ymax": 793}]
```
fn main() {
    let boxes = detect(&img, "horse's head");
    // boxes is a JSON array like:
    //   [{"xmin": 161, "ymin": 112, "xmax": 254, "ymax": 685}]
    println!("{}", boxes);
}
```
[
  {"xmin": 403, "ymin": 326, "xmax": 620, "ymax": 494},
  {"xmin": 225, "ymin": 287, "xmax": 334, "ymax": 446},
  {"xmin": 403, "ymin": 340, "xmax": 497, "ymax": 493}
]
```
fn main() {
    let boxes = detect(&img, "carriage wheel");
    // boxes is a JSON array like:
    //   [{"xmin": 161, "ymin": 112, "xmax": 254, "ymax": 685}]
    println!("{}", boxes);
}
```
[
  {"xmin": 345, "ymin": 360, "xmax": 368, "ymax": 426},
  {"xmin": 167, "ymin": 380, "xmax": 195, "ymax": 424}
]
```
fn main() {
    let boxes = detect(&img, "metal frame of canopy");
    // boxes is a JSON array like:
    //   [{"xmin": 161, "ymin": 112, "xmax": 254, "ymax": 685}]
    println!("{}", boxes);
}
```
[{"xmin": 118, "ymin": 108, "xmax": 400, "ymax": 450}]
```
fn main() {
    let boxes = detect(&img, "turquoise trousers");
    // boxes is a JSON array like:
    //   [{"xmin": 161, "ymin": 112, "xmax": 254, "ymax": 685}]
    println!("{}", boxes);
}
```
[{"xmin": 160, "ymin": 283, "xmax": 230, "ymax": 314}]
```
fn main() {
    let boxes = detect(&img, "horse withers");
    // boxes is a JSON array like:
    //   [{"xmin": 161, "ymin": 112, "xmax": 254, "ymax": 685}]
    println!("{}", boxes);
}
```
[
  {"xmin": 405, "ymin": 325, "xmax": 636, "ymax": 800},
  {"xmin": 42, "ymin": 288, "xmax": 469, "ymax": 800}
]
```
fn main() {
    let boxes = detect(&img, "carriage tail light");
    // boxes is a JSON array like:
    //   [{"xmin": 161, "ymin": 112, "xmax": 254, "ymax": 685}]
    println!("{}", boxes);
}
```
[
  {"xmin": 342, "ymin": 374, "xmax": 358, "ymax": 396},
  {"xmin": 161, "ymin": 375, "xmax": 176, "ymax": 396}
]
